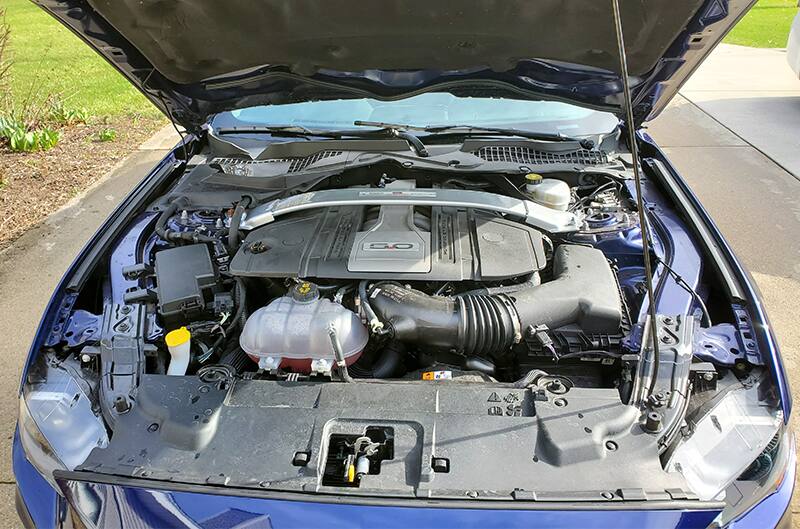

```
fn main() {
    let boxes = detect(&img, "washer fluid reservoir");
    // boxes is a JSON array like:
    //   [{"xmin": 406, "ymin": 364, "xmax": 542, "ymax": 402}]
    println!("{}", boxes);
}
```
[{"xmin": 239, "ymin": 282, "xmax": 368, "ymax": 373}]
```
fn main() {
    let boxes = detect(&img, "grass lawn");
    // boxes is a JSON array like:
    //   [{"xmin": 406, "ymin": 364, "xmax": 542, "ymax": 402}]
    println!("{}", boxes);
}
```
[
  {"xmin": 724, "ymin": 0, "xmax": 798, "ymax": 48},
  {"xmin": 1, "ymin": 0, "xmax": 161, "ymax": 118}
]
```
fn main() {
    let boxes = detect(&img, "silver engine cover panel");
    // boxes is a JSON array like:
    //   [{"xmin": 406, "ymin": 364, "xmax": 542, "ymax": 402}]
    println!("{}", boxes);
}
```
[{"xmin": 348, "ymin": 182, "xmax": 431, "ymax": 274}]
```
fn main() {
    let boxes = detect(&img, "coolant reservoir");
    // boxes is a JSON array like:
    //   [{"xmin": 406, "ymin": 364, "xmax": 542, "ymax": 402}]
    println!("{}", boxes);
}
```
[
  {"xmin": 525, "ymin": 173, "xmax": 571, "ymax": 211},
  {"xmin": 239, "ymin": 282, "xmax": 368, "ymax": 373}
]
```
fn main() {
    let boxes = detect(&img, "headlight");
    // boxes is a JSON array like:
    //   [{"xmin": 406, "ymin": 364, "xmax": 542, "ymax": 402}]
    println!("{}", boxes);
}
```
[
  {"xmin": 712, "ymin": 428, "xmax": 795, "ymax": 528},
  {"xmin": 667, "ymin": 383, "xmax": 784, "ymax": 501},
  {"xmin": 18, "ymin": 366, "xmax": 108, "ymax": 490}
]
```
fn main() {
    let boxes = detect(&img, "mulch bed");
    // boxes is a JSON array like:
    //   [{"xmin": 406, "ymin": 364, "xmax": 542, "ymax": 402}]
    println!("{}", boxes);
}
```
[{"xmin": 0, "ymin": 117, "xmax": 165, "ymax": 251}]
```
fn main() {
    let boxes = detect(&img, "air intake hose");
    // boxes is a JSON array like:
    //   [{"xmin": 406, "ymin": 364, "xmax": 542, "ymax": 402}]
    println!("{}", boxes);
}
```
[{"xmin": 369, "ymin": 245, "xmax": 621, "ymax": 355}]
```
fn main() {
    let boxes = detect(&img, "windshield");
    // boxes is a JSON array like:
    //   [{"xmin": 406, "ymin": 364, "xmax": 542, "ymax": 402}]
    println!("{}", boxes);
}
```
[{"xmin": 211, "ymin": 93, "xmax": 619, "ymax": 136}]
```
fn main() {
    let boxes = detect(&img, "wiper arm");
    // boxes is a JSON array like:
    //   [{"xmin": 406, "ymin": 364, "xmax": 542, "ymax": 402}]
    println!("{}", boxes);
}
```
[{"xmin": 351, "ymin": 120, "xmax": 429, "ymax": 157}]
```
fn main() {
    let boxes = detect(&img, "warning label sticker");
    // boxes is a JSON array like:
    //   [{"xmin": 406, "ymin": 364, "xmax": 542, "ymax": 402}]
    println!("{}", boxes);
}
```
[{"xmin": 422, "ymin": 371, "xmax": 453, "ymax": 381}]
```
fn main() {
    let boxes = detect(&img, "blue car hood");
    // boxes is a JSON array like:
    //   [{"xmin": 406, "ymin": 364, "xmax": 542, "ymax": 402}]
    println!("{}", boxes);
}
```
[
  {"xmin": 34, "ymin": 0, "xmax": 753, "ymax": 130},
  {"xmin": 58, "ymin": 478, "xmax": 722, "ymax": 529}
]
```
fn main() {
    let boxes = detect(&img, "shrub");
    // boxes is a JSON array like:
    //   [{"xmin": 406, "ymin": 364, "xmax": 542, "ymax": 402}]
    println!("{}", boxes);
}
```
[{"xmin": 0, "ymin": 9, "xmax": 10, "ymax": 99}]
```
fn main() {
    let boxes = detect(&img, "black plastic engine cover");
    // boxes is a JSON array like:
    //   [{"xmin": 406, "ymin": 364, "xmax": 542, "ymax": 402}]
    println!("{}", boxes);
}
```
[{"xmin": 229, "ymin": 205, "xmax": 546, "ymax": 281}]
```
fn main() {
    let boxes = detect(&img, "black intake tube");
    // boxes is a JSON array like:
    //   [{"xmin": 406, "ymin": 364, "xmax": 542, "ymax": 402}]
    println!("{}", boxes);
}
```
[
  {"xmin": 369, "ymin": 245, "xmax": 621, "ymax": 355},
  {"xmin": 369, "ymin": 285, "xmax": 519, "ymax": 355}
]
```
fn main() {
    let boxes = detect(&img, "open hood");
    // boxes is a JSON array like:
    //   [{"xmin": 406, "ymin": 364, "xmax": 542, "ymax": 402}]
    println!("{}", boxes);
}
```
[{"xmin": 36, "ymin": 0, "xmax": 754, "ymax": 131}]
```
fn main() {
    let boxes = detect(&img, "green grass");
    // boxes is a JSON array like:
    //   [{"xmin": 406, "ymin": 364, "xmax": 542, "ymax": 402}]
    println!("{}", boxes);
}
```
[
  {"xmin": 724, "ymin": 0, "xmax": 798, "ymax": 48},
  {"xmin": 1, "ymin": 0, "xmax": 161, "ymax": 118}
]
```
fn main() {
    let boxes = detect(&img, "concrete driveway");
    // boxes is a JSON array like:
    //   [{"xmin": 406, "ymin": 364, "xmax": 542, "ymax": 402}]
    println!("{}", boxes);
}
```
[{"xmin": 1, "ymin": 44, "xmax": 798, "ymax": 527}]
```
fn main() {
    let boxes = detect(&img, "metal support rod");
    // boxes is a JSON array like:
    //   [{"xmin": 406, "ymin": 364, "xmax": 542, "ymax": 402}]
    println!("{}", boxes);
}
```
[
  {"xmin": 328, "ymin": 324, "xmax": 354, "ymax": 383},
  {"xmin": 610, "ymin": 0, "xmax": 661, "ymax": 397}
]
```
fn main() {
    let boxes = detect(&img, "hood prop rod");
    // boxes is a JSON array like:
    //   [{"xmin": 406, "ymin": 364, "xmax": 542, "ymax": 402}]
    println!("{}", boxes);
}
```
[{"xmin": 611, "ymin": 0, "xmax": 661, "ymax": 398}]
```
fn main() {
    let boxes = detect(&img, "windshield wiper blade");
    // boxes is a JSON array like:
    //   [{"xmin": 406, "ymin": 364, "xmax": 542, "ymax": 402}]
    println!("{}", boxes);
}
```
[
  {"xmin": 354, "ymin": 120, "xmax": 594, "ymax": 148},
  {"xmin": 215, "ymin": 123, "xmax": 430, "ymax": 157},
  {"xmin": 213, "ymin": 124, "xmax": 326, "ymax": 136},
  {"xmin": 353, "ymin": 120, "xmax": 430, "ymax": 131},
  {"xmin": 424, "ymin": 125, "xmax": 594, "ymax": 146}
]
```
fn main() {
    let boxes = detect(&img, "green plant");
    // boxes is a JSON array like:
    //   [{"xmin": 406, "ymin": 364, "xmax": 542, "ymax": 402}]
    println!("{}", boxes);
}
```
[
  {"xmin": 6, "ymin": 126, "xmax": 59, "ymax": 152},
  {"xmin": 48, "ymin": 98, "xmax": 88, "ymax": 126},
  {"xmin": 0, "ymin": 114, "xmax": 25, "ymax": 139},
  {"xmin": 37, "ymin": 127, "xmax": 59, "ymax": 149},
  {"xmin": 97, "ymin": 128, "xmax": 117, "ymax": 142}
]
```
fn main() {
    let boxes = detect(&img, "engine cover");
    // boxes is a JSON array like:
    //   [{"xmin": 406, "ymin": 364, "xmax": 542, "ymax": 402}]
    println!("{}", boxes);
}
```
[
  {"xmin": 347, "ymin": 195, "xmax": 431, "ymax": 274},
  {"xmin": 230, "ymin": 200, "xmax": 547, "ymax": 281}
]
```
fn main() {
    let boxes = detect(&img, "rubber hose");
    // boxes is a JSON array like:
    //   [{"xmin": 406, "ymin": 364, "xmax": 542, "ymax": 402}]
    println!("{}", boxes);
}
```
[
  {"xmin": 227, "ymin": 196, "xmax": 251, "ymax": 254},
  {"xmin": 155, "ymin": 199, "xmax": 183, "ymax": 240},
  {"xmin": 370, "ymin": 342, "xmax": 405, "ymax": 378},
  {"xmin": 351, "ymin": 342, "xmax": 406, "ymax": 379},
  {"xmin": 155, "ymin": 197, "xmax": 216, "ymax": 243},
  {"xmin": 225, "ymin": 278, "xmax": 247, "ymax": 332}
]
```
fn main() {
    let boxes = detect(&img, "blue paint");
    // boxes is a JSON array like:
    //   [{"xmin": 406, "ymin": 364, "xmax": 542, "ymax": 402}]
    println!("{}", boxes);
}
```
[
  {"xmin": 108, "ymin": 213, "xmax": 159, "ymax": 305},
  {"xmin": 56, "ymin": 478, "xmax": 721, "ymax": 529},
  {"xmin": 12, "ymin": 429, "xmax": 59, "ymax": 529},
  {"xmin": 61, "ymin": 309, "xmax": 101, "ymax": 348},
  {"xmin": 12, "ymin": 440, "xmax": 792, "ymax": 529},
  {"xmin": 693, "ymin": 324, "xmax": 748, "ymax": 365}
]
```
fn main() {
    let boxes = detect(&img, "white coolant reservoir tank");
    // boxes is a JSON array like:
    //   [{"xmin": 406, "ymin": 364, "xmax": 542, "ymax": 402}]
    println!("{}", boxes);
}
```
[
  {"xmin": 239, "ymin": 281, "xmax": 368, "ymax": 373},
  {"xmin": 525, "ymin": 173, "xmax": 571, "ymax": 211}
]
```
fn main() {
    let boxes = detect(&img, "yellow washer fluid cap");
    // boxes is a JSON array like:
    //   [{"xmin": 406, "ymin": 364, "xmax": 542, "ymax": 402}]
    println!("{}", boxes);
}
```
[{"xmin": 166, "ymin": 327, "xmax": 191, "ymax": 347}]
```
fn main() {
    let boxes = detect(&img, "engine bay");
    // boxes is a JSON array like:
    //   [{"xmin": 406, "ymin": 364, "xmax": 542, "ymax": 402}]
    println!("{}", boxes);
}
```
[
  {"xmin": 125, "ymin": 170, "xmax": 631, "ymax": 388},
  {"xmin": 29, "ymin": 139, "xmax": 783, "ymax": 504}
]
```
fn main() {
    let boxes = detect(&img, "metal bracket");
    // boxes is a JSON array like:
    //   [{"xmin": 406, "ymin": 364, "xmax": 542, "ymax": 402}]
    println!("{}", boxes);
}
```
[{"xmin": 240, "ymin": 188, "xmax": 581, "ymax": 233}]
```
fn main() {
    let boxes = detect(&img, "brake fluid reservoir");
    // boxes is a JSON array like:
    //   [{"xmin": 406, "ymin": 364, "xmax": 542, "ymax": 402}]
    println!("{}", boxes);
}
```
[
  {"xmin": 239, "ymin": 282, "xmax": 368, "ymax": 373},
  {"xmin": 525, "ymin": 173, "xmax": 571, "ymax": 211}
]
